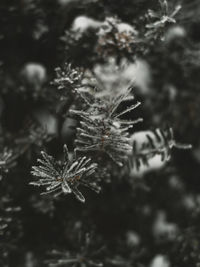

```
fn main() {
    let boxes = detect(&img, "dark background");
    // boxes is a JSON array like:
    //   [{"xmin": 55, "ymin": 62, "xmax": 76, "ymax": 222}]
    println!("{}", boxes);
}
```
[{"xmin": 1, "ymin": 0, "xmax": 200, "ymax": 266}]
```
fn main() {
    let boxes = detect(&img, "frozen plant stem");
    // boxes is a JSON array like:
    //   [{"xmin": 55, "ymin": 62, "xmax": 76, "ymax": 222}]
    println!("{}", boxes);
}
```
[{"xmin": 30, "ymin": 145, "xmax": 100, "ymax": 202}]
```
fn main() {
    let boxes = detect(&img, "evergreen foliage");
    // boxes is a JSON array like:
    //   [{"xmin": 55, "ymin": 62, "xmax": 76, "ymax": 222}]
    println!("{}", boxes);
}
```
[{"xmin": 0, "ymin": 0, "xmax": 199, "ymax": 266}]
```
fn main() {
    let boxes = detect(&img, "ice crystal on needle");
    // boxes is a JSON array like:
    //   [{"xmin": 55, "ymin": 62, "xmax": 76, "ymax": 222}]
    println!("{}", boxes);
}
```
[
  {"xmin": 96, "ymin": 17, "xmax": 138, "ymax": 58},
  {"xmin": 71, "ymin": 84, "xmax": 142, "ymax": 166},
  {"xmin": 30, "ymin": 145, "xmax": 100, "ymax": 202},
  {"xmin": 146, "ymin": 0, "xmax": 181, "ymax": 40},
  {"xmin": 52, "ymin": 63, "xmax": 83, "ymax": 91},
  {"xmin": 73, "ymin": 113, "xmax": 133, "ymax": 166},
  {"xmin": 68, "ymin": 60, "xmax": 143, "ymax": 166}
]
